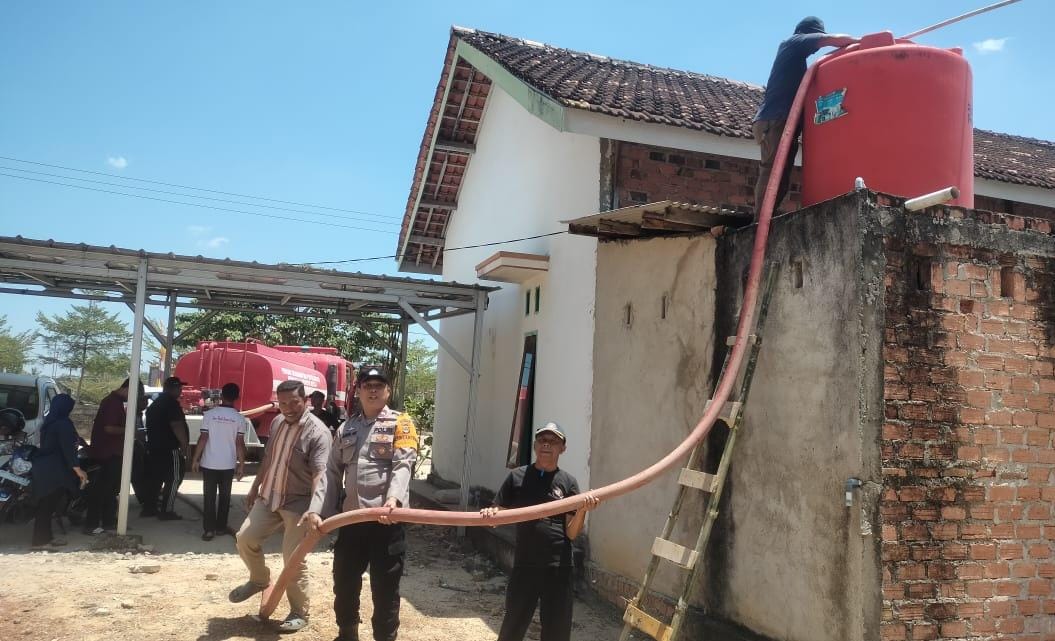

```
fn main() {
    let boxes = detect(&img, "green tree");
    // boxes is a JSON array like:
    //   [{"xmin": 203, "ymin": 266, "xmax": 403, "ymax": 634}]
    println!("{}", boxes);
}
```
[
  {"xmin": 173, "ymin": 306, "xmax": 398, "ymax": 364},
  {"xmin": 36, "ymin": 301, "xmax": 131, "ymax": 399},
  {"xmin": 401, "ymin": 339, "xmax": 437, "ymax": 431},
  {"xmin": 403, "ymin": 339, "xmax": 437, "ymax": 399},
  {"xmin": 0, "ymin": 315, "xmax": 35, "ymax": 374}
]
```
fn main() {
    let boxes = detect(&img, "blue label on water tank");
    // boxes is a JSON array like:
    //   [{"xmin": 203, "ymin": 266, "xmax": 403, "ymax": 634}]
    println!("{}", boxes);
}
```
[{"xmin": 814, "ymin": 88, "xmax": 848, "ymax": 125}]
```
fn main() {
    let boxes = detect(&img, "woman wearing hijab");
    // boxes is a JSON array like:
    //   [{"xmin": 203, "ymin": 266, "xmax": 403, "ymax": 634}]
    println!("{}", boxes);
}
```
[{"xmin": 31, "ymin": 394, "xmax": 87, "ymax": 550}]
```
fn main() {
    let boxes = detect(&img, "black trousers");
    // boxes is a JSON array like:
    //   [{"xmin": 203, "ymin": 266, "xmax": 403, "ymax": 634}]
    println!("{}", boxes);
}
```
[
  {"xmin": 84, "ymin": 456, "xmax": 122, "ymax": 530},
  {"xmin": 201, "ymin": 467, "xmax": 234, "ymax": 532},
  {"xmin": 32, "ymin": 488, "xmax": 65, "ymax": 545},
  {"xmin": 145, "ymin": 449, "xmax": 185, "ymax": 514},
  {"xmin": 333, "ymin": 522, "xmax": 406, "ymax": 641},
  {"xmin": 131, "ymin": 439, "xmax": 149, "ymax": 506},
  {"xmin": 497, "ymin": 566, "xmax": 574, "ymax": 641}
]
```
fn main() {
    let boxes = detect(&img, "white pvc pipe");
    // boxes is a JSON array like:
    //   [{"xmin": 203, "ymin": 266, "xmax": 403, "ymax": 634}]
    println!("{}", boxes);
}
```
[
  {"xmin": 904, "ymin": 186, "xmax": 960, "ymax": 211},
  {"xmin": 117, "ymin": 259, "xmax": 148, "ymax": 536}
]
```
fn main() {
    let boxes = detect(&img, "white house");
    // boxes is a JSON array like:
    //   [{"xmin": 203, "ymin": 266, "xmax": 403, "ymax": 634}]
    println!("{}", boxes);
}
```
[{"xmin": 397, "ymin": 26, "xmax": 1055, "ymax": 501}]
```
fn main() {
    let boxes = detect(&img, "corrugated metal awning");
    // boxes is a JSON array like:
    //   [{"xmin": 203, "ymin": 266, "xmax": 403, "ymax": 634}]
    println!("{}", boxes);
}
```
[{"xmin": 562, "ymin": 200, "xmax": 751, "ymax": 239}]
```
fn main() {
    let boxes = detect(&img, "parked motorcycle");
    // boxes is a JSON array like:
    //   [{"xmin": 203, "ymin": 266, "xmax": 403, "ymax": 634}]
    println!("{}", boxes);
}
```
[{"xmin": 0, "ymin": 408, "xmax": 37, "ymax": 523}]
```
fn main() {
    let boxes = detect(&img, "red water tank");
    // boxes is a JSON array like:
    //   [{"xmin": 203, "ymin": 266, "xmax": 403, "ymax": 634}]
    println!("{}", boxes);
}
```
[{"xmin": 801, "ymin": 31, "xmax": 974, "ymax": 208}]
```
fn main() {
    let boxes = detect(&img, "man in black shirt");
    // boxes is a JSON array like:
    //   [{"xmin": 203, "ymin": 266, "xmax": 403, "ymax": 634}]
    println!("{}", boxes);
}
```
[
  {"xmin": 143, "ymin": 376, "xmax": 190, "ymax": 520},
  {"xmin": 480, "ymin": 422, "xmax": 598, "ymax": 641},
  {"xmin": 308, "ymin": 390, "xmax": 341, "ymax": 433},
  {"xmin": 752, "ymin": 17, "xmax": 857, "ymax": 219}
]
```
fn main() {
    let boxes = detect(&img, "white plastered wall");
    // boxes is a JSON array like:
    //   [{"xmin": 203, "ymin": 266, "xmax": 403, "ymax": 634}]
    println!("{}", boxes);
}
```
[{"xmin": 431, "ymin": 86, "xmax": 600, "ymax": 493}]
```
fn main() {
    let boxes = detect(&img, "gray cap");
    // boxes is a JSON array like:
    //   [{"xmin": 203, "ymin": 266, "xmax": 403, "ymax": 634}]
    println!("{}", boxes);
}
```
[{"xmin": 534, "ymin": 421, "xmax": 566, "ymax": 442}]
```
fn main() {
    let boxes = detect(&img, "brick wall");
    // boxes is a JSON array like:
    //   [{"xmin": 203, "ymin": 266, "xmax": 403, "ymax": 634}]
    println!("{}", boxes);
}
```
[
  {"xmin": 613, "ymin": 142, "xmax": 1055, "ymax": 227},
  {"xmin": 614, "ymin": 142, "xmax": 802, "ymax": 212},
  {"xmin": 880, "ymin": 208, "xmax": 1055, "ymax": 641},
  {"xmin": 975, "ymin": 196, "xmax": 1055, "ymax": 223}
]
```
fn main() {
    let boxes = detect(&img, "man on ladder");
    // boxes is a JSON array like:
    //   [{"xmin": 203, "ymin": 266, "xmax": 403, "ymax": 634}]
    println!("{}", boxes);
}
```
[{"xmin": 753, "ymin": 17, "xmax": 857, "ymax": 219}]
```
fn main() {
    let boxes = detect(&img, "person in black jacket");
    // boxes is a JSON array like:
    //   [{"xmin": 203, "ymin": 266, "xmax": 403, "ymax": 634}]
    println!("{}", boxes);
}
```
[
  {"xmin": 144, "ymin": 377, "xmax": 190, "ymax": 520},
  {"xmin": 31, "ymin": 394, "xmax": 87, "ymax": 550}
]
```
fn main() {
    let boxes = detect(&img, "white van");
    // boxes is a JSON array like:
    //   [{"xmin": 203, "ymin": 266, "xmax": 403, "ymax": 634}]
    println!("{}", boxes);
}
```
[{"xmin": 0, "ymin": 374, "xmax": 62, "ymax": 446}]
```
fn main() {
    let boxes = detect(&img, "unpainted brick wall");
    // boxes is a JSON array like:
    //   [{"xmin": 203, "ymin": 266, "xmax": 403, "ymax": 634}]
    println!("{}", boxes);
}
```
[
  {"xmin": 880, "ymin": 208, "xmax": 1055, "ymax": 641},
  {"xmin": 975, "ymin": 195, "xmax": 1055, "ymax": 223},
  {"xmin": 615, "ymin": 142, "xmax": 802, "ymax": 212}
]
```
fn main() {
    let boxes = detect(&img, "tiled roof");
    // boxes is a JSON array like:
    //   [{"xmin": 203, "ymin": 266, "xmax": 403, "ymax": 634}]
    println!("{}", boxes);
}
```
[
  {"xmin": 397, "ymin": 27, "xmax": 1055, "ymax": 271},
  {"xmin": 458, "ymin": 28, "xmax": 1055, "ymax": 191},
  {"xmin": 974, "ymin": 130, "xmax": 1055, "ymax": 191},
  {"xmin": 455, "ymin": 27, "xmax": 761, "ymax": 139}
]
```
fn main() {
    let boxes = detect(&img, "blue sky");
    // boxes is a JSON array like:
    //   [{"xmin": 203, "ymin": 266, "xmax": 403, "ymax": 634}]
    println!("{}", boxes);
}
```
[{"xmin": 1, "ymin": 0, "xmax": 1051, "ymax": 347}]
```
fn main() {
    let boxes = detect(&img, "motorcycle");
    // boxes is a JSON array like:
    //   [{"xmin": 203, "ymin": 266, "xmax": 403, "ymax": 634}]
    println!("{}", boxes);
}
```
[{"xmin": 0, "ymin": 408, "xmax": 37, "ymax": 523}]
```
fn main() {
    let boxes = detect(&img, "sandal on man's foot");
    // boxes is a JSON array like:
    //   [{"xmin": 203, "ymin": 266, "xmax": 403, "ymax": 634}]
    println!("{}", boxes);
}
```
[
  {"xmin": 276, "ymin": 613, "xmax": 309, "ymax": 633},
  {"xmin": 202, "ymin": 531, "xmax": 214, "ymax": 541},
  {"xmin": 228, "ymin": 581, "xmax": 268, "ymax": 603}
]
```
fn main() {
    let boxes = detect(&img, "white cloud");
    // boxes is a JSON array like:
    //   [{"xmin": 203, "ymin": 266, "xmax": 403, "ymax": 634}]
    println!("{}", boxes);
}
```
[
  {"xmin": 973, "ymin": 38, "xmax": 1008, "ymax": 54},
  {"xmin": 198, "ymin": 236, "xmax": 229, "ymax": 250},
  {"xmin": 106, "ymin": 156, "xmax": 128, "ymax": 169},
  {"xmin": 186, "ymin": 225, "xmax": 212, "ymax": 236}
]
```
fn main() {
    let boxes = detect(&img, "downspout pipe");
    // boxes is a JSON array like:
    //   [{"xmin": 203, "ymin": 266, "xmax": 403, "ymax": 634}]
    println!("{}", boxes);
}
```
[{"xmin": 259, "ymin": 55, "xmax": 823, "ymax": 619}]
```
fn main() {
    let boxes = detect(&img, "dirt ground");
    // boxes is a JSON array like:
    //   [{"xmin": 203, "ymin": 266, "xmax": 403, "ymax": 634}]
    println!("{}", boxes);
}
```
[{"xmin": 0, "ymin": 469, "xmax": 623, "ymax": 641}]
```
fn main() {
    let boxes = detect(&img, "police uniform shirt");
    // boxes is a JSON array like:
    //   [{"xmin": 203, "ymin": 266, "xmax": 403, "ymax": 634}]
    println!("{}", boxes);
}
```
[
  {"xmin": 494, "ymin": 465, "xmax": 580, "ymax": 568},
  {"xmin": 323, "ymin": 405, "xmax": 417, "ymax": 514}
]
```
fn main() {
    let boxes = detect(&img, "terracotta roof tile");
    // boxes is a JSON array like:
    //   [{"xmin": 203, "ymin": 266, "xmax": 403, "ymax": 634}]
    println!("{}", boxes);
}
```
[
  {"xmin": 973, "ymin": 130, "xmax": 1055, "ymax": 190},
  {"xmin": 456, "ymin": 27, "xmax": 761, "ymax": 139},
  {"xmin": 457, "ymin": 27, "xmax": 1055, "ymax": 189},
  {"xmin": 398, "ymin": 27, "xmax": 1055, "ymax": 270}
]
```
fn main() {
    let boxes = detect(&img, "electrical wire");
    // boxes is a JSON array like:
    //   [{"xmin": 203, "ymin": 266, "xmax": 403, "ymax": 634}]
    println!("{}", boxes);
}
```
[
  {"xmin": 0, "ymin": 172, "xmax": 399, "ymax": 235},
  {"xmin": 0, "ymin": 165, "xmax": 400, "ymax": 228},
  {"xmin": 292, "ymin": 231, "xmax": 567, "ymax": 265},
  {"xmin": 0, "ymin": 154, "xmax": 402, "ymax": 221}
]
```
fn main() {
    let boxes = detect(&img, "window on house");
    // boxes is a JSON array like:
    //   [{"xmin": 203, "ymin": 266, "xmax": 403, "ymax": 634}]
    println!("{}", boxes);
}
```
[
  {"xmin": 525, "ymin": 290, "xmax": 531, "ymax": 317},
  {"xmin": 534, "ymin": 286, "xmax": 541, "ymax": 314}
]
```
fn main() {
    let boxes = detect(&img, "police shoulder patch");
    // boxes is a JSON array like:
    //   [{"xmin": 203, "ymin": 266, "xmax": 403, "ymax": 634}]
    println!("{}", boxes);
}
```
[{"xmin": 394, "ymin": 413, "xmax": 418, "ymax": 449}]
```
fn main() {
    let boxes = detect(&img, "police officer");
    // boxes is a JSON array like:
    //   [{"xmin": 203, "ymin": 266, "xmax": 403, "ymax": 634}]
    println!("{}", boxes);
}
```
[{"xmin": 323, "ymin": 366, "xmax": 418, "ymax": 641}]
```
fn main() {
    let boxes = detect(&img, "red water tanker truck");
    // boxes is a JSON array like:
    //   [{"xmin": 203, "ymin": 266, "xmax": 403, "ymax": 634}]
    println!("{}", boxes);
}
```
[{"xmin": 173, "ymin": 340, "xmax": 355, "ymax": 441}]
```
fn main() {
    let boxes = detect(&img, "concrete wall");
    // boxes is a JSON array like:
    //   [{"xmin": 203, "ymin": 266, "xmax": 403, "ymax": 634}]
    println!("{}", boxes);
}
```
[
  {"xmin": 706, "ymin": 194, "xmax": 884, "ymax": 641},
  {"xmin": 587, "ymin": 193, "xmax": 884, "ymax": 641},
  {"xmin": 432, "ymin": 85, "xmax": 599, "ymax": 494},
  {"xmin": 589, "ymin": 234, "xmax": 718, "ymax": 598}
]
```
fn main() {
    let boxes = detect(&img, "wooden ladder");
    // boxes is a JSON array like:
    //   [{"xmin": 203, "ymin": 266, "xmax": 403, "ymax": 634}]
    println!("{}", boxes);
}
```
[{"xmin": 618, "ymin": 269, "xmax": 776, "ymax": 641}]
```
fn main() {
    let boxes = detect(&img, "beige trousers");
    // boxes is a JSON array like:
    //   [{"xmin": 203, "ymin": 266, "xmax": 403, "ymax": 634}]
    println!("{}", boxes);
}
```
[{"xmin": 235, "ymin": 500, "xmax": 311, "ymax": 616}]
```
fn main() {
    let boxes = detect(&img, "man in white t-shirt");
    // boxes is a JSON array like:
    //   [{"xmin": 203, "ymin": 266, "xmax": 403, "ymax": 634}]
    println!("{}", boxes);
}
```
[{"xmin": 191, "ymin": 382, "xmax": 247, "ymax": 541}]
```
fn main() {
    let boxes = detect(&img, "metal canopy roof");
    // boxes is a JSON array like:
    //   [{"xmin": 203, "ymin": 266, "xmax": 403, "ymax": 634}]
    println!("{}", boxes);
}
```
[
  {"xmin": 563, "ymin": 200, "xmax": 752, "ymax": 240},
  {"xmin": 0, "ymin": 235, "xmax": 494, "ymax": 324},
  {"xmin": 0, "ymin": 235, "xmax": 493, "ymax": 537}
]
